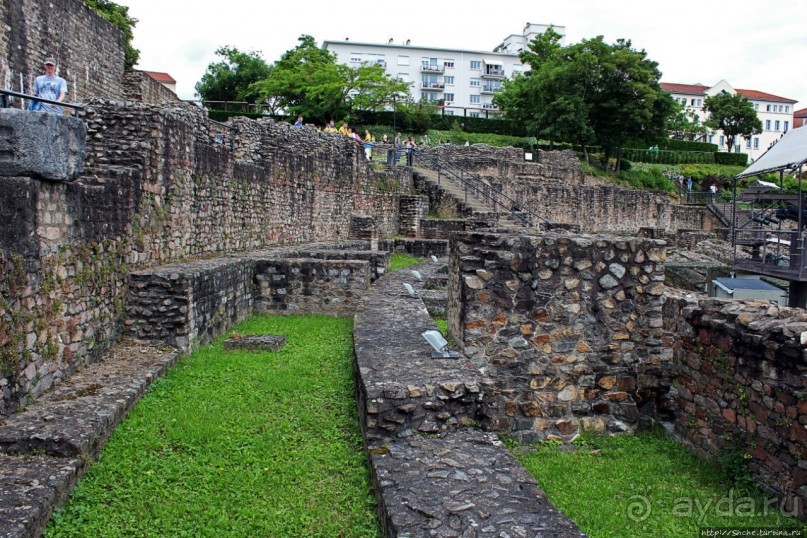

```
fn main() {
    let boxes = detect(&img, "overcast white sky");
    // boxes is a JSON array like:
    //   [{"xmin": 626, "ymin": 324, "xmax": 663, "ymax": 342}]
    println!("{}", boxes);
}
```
[{"xmin": 121, "ymin": 0, "xmax": 806, "ymax": 109}]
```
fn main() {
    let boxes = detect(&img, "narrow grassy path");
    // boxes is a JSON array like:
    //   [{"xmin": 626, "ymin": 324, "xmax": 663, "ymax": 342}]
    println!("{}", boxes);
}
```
[
  {"xmin": 46, "ymin": 315, "xmax": 380, "ymax": 538},
  {"xmin": 509, "ymin": 432, "xmax": 807, "ymax": 537}
]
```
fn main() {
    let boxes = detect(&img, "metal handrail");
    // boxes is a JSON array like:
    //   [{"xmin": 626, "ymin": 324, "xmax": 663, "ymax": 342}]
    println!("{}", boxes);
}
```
[
  {"xmin": 0, "ymin": 88, "xmax": 84, "ymax": 111},
  {"xmin": 412, "ymin": 149, "xmax": 552, "ymax": 230}
]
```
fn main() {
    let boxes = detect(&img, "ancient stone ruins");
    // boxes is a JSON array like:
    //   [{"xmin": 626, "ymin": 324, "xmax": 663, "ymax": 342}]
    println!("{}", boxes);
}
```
[{"xmin": 1, "ymin": 0, "xmax": 805, "ymax": 536}]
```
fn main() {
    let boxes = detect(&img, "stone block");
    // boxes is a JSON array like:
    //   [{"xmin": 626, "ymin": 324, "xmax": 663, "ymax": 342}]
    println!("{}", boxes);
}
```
[{"xmin": 0, "ymin": 108, "xmax": 86, "ymax": 181}]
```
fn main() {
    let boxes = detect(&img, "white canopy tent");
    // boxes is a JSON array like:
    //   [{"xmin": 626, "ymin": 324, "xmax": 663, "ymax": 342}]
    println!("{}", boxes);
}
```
[{"xmin": 734, "ymin": 127, "xmax": 807, "ymax": 179}]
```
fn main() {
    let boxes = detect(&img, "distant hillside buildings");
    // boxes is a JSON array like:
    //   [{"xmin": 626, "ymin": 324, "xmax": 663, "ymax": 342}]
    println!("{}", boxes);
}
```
[
  {"xmin": 325, "ymin": 24, "xmax": 798, "ymax": 163},
  {"xmin": 323, "ymin": 23, "xmax": 565, "ymax": 119},
  {"xmin": 661, "ymin": 80, "xmax": 797, "ymax": 162}
]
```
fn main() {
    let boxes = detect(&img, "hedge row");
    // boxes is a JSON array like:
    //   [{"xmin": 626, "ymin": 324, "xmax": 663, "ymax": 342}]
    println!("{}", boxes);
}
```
[{"xmin": 714, "ymin": 152, "xmax": 749, "ymax": 166}]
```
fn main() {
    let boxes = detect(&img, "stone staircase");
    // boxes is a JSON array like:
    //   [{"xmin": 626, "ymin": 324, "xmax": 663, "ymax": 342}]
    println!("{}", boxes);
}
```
[{"xmin": 413, "ymin": 166, "xmax": 528, "ymax": 230}]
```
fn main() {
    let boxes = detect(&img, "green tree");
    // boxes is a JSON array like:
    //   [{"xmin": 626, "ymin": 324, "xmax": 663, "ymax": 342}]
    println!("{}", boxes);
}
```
[
  {"xmin": 83, "ymin": 0, "xmax": 139, "ymax": 70},
  {"xmin": 667, "ymin": 99, "xmax": 708, "ymax": 141},
  {"xmin": 251, "ymin": 35, "xmax": 410, "ymax": 124},
  {"xmin": 703, "ymin": 92, "xmax": 762, "ymax": 152},
  {"xmin": 495, "ymin": 28, "xmax": 674, "ymax": 170},
  {"xmin": 195, "ymin": 47, "xmax": 272, "ymax": 105}
]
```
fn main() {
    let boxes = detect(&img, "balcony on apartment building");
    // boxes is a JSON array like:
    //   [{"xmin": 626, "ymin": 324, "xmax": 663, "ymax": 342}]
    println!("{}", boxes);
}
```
[
  {"xmin": 481, "ymin": 84, "xmax": 502, "ymax": 95},
  {"xmin": 421, "ymin": 83, "xmax": 446, "ymax": 91},
  {"xmin": 421, "ymin": 63, "xmax": 445, "ymax": 73},
  {"xmin": 481, "ymin": 64, "xmax": 505, "ymax": 79},
  {"xmin": 482, "ymin": 103, "xmax": 499, "ymax": 110}
]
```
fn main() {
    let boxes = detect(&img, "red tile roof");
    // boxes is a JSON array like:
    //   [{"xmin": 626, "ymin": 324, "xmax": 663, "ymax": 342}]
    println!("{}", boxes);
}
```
[
  {"xmin": 143, "ymin": 71, "xmax": 176, "ymax": 84},
  {"xmin": 661, "ymin": 82, "xmax": 796, "ymax": 103},
  {"xmin": 794, "ymin": 108, "xmax": 807, "ymax": 118},
  {"xmin": 660, "ymin": 83, "xmax": 709, "ymax": 95},
  {"xmin": 735, "ymin": 89, "xmax": 796, "ymax": 103}
]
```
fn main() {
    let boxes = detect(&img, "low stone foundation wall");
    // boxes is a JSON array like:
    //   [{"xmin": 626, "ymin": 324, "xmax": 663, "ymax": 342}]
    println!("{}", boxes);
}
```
[
  {"xmin": 352, "ymin": 260, "xmax": 585, "ymax": 536},
  {"xmin": 126, "ymin": 245, "xmax": 391, "ymax": 349},
  {"xmin": 448, "ymin": 231, "xmax": 674, "ymax": 442},
  {"xmin": 420, "ymin": 218, "xmax": 466, "ymax": 239},
  {"xmin": 664, "ymin": 295, "xmax": 807, "ymax": 517},
  {"xmin": 127, "ymin": 258, "xmax": 254, "ymax": 351},
  {"xmin": 254, "ymin": 258, "xmax": 371, "ymax": 315},
  {"xmin": 378, "ymin": 238, "xmax": 448, "ymax": 258}
]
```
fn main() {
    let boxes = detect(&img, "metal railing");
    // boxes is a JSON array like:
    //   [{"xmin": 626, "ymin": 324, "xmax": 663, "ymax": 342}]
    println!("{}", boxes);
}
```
[
  {"xmin": 0, "ymin": 88, "xmax": 84, "ymax": 111},
  {"xmin": 412, "ymin": 148, "xmax": 552, "ymax": 230},
  {"xmin": 207, "ymin": 118, "xmax": 238, "ymax": 151}
]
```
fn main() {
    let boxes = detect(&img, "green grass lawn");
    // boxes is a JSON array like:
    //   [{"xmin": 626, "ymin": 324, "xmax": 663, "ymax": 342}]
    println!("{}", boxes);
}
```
[
  {"xmin": 508, "ymin": 431, "xmax": 806, "ymax": 538},
  {"xmin": 389, "ymin": 252, "xmax": 422, "ymax": 272},
  {"xmin": 46, "ymin": 315, "xmax": 380, "ymax": 538}
]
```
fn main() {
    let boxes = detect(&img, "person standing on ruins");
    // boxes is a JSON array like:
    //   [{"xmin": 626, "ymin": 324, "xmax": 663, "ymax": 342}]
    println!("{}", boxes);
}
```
[{"xmin": 28, "ymin": 58, "xmax": 67, "ymax": 114}]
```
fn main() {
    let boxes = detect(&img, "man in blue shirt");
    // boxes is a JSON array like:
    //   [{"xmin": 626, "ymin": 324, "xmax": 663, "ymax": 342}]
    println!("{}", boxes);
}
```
[{"xmin": 29, "ymin": 58, "xmax": 67, "ymax": 114}]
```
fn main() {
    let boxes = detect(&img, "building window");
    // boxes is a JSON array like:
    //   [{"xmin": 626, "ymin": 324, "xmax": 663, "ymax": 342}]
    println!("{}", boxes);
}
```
[
  {"xmin": 470, "ymin": 78, "xmax": 481, "ymax": 87},
  {"xmin": 775, "ymin": 120, "xmax": 780, "ymax": 131},
  {"xmin": 470, "ymin": 60, "xmax": 481, "ymax": 70},
  {"xmin": 766, "ymin": 104, "xmax": 772, "ymax": 112},
  {"xmin": 444, "ymin": 93, "xmax": 454, "ymax": 103},
  {"xmin": 785, "ymin": 106, "xmax": 789, "ymax": 112},
  {"xmin": 469, "ymin": 111, "xmax": 480, "ymax": 117},
  {"xmin": 470, "ymin": 95, "xmax": 480, "ymax": 104},
  {"xmin": 445, "ymin": 110, "xmax": 454, "ymax": 116},
  {"xmin": 444, "ymin": 61, "xmax": 454, "ymax": 69},
  {"xmin": 719, "ymin": 136, "xmax": 725, "ymax": 146},
  {"xmin": 398, "ymin": 55, "xmax": 409, "ymax": 66},
  {"xmin": 778, "ymin": 105, "xmax": 784, "ymax": 112},
  {"xmin": 765, "ymin": 119, "xmax": 771, "ymax": 130},
  {"xmin": 754, "ymin": 104, "xmax": 759, "ymax": 111},
  {"xmin": 350, "ymin": 55, "xmax": 362, "ymax": 63},
  {"xmin": 754, "ymin": 138, "xmax": 759, "ymax": 149},
  {"xmin": 445, "ymin": 76, "xmax": 454, "ymax": 85},
  {"xmin": 746, "ymin": 139, "xmax": 751, "ymax": 149},
  {"xmin": 708, "ymin": 135, "xmax": 713, "ymax": 143},
  {"xmin": 784, "ymin": 121, "xmax": 789, "ymax": 132}
]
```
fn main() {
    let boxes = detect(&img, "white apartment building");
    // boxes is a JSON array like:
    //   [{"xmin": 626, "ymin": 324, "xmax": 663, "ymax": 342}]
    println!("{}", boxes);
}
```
[
  {"xmin": 661, "ymin": 80, "xmax": 797, "ymax": 163},
  {"xmin": 322, "ymin": 23, "xmax": 565, "ymax": 118}
]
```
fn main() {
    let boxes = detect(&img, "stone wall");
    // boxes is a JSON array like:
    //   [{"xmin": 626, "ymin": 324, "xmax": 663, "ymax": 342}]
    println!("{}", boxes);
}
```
[
  {"xmin": 254, "ymin": 257, "xmax": 372, "ymax": 316},
  {"xmin": 0, "ymin": 0, "xmax": 125, "ymax": 104},
  {"xmin": 127, "ymin": 258, "xmax": 254, "ymax": 350},
  {"xmin": 418, "ymin": 144, "xmax": 584, "ymax": 184},
  {"xmin": 512, "ymin": 182, "xmax": 716, "ymax": 234},
  {"xmin": 398, "ymin": 195, "xmax": 428, "ymax": 237},
  {"xmin": 664, "ymin": 295, "xmax": 807, "ymax": 517},
  {"xmin": 121, "ymin": 71, "xmax": 181, "ymax": 105},
  {"xmin": 418, "ymin": 144, "xmax": 717, "ymax": 234},
  {"xmin": 448, "ymin": 231, "xmax": 674, "ymax": 442},
  {"xmin": 0, "ymin": 101, "xmax": 410, "ymax": 414}
]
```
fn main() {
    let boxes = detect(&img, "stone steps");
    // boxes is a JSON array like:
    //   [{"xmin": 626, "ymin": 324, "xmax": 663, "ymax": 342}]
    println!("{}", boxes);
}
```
[
  {"xmin": 413, "ymin": 167, "xmax": 524, "ymax": 229},
  {"xmin": 0, "ymin": 341, "xmax": 179, "ymax": 538}
]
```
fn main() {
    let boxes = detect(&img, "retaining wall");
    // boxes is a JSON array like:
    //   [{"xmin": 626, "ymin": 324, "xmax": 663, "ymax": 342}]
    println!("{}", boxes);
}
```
[
  {"xmin": 0, "ymin": 101, "xmax": 409, "ymax": 414},
  {"xmin": 665, "ymin": 295, "xmax": 807, "ymax": 517}
]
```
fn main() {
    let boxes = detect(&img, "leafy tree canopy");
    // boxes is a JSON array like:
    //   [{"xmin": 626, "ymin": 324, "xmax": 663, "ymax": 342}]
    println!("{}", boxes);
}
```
[
  {"xmin": 703, "ymin": 92, "xmax": 762, "ymax": 152},
  {"xmin": 83, "ymin": 0, "xmax": 139, "ymax": 70},
  {"xmin": 195, "ymin": 46, "xmax": 271, "ymax": 104},
  {"xmin": 494, "ymin": 28, "xmax": 674, "ymax": 166},
  {"xmin": 667, "ymin": 99, "xmax": 708, "ymax": 141},
  {"xmin": 250, "ymin": 35, "xmax": 410, "ymax": 124}
]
